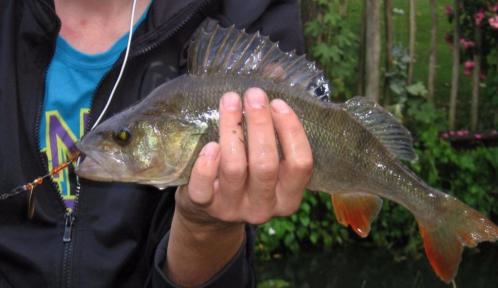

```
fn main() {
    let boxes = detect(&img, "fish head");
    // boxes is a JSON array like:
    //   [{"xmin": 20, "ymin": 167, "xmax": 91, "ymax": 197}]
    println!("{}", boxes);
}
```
[{"xmin": 75, "ymin": 104, "xmax": 208, "ymax": 189}]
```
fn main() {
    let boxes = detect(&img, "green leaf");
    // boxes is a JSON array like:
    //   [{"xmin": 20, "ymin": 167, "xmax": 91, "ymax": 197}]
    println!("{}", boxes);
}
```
[
  {"xmin": 300, "ymin": 216, "xmax": 310, "ymax": 227},
  {"xmin": 301, "ymin": 202, "xmax": 311, "ymax": 213},
  {"xmin": 310, "ymin": 233, "xmax": 318, "ymax": 244},
  {"xmin": 406, "ymin": 82, "xmax": 428, "ymax": 97}
]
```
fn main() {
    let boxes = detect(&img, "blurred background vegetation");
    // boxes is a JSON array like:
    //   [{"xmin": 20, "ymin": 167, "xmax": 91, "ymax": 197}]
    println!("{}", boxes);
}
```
[{"xmin": 255, "ymin": 0, "xmax": 498, "ymax": 278}]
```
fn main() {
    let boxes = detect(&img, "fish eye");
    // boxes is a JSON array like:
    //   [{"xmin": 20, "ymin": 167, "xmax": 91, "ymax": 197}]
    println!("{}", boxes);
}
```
[{"xmin": 113, "ymin": 128, "xmax": 131, "ymax": 146}]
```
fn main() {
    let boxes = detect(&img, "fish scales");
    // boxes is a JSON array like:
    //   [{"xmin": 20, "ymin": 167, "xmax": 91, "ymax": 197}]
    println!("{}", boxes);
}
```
[
  {"xmin": 174, "ymin": 75, "xmax": 433, "ymax": 217},
  {"xmin": 76, "ymin": 20, "xmax": 498, "ymax": 283}
]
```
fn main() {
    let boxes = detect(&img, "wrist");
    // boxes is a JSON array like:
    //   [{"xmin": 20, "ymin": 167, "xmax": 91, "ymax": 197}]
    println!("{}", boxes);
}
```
[
  {"xmin": 165, "ymin": 207, "xmax": 245, "ymax": 286},
  {"xmin": 174, "ymin": 203, "xmax": 245, "ymax": 243}
]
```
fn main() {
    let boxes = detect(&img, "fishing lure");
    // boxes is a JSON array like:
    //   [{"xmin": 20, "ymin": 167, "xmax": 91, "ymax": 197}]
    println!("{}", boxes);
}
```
[{"xmin": 4, "ymin": 152, "xmax": 80, "ymax": 219}]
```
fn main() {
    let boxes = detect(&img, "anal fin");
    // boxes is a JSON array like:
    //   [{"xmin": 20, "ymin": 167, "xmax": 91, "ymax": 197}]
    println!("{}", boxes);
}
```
[{"xmin": 331, "ymin": 193, "xmax": 383, "ymax": 238}]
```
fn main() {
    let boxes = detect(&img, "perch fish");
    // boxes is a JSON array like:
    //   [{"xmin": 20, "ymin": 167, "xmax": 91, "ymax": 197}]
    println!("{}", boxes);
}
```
[{"xmin": 75, "ymin": 20, "xmax": 498, "ymax": 283}]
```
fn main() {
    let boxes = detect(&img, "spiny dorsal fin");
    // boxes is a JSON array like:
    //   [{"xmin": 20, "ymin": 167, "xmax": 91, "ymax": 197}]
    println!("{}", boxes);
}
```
[
  {"xmin": 343, "ymin": 96, "xmax": 417, "ymax": 161},
  {"xmin": 188, "ymin": 19, "xmax": 331, "ymax": 101},
  {"xmin": 331, "ymin": 193, "xmax": 383, "ymax": 238}
]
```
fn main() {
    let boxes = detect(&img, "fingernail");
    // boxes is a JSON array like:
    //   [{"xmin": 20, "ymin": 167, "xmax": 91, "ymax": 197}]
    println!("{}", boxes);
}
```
[
  {"xmin": 271, "ymin": 99, "xmax": 290, "ymax": 114},
  {"xmin": 246, "ymin": 88, "xmax": 267, "ymax": 109},
  {"xmin": 199, "ymin": 142, "xmax": 219, "ymax": 159},
  {"xmin": 222, "ymin": 92, "xmax": 241, "ymax": 111}
]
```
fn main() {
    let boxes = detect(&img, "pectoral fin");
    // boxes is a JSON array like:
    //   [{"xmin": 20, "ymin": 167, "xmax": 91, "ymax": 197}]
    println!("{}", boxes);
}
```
[{"xmin": 331, "ymin": 193, "xmax": 383, "ymax": 238}]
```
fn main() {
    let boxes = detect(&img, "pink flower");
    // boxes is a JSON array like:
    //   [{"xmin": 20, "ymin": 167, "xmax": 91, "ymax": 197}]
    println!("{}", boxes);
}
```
[
  {"xmin": 446, "ymin": 5, "xmax": 453, "ymax": 16},
  {"xmin": 441, "ymin": 133, "xmax": 449, "ymax": 138},
  {"xmin": 459, "ymin": 38, "xmax": 475, "ymax": 49},
  {"xmin": 475, "ymin": 10, "xmax": 485, "ymax": 26},
  {"xmin": 475, "ymin": 134, "xmax": 482, "ymax": 140},
  {"xmin": 464, "ymin": 60, "xmax": 476, "ymax": 76},
  {"xmin": 464, "ymin": 61, "xmax": 475, "ymax": 69},
  {"xmin": 490, "ymin": 16, "xmax": 498, "ymax": 29}
]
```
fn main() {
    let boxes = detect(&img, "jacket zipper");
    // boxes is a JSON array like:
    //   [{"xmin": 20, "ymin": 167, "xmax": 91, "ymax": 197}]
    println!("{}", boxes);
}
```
[
  {"xmin": 62, "ymin": 210, "xmax": 75, "ymax": 288},
  {"xmin": 30, "ymin": 2, "xmax": 78, "ymax": 288},
  {"xmin": 33, "ymin": 43, "xmax": 76, "ymax": 288}
]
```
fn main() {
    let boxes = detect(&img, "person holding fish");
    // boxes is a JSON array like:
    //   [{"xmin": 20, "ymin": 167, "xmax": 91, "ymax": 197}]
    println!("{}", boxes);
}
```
[
  {"xmin": 3, "ymin": 0, "xmax": 498, "ymax": 287},
  {"xmin": 0, "ymin": 0, "xmax": 313, "ymax": 287}
]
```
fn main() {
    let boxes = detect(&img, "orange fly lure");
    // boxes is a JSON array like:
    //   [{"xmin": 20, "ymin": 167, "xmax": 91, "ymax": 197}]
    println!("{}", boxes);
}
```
[{"xmin": 4, "ymin": 152, "xmax": 80, "ymax": 219}]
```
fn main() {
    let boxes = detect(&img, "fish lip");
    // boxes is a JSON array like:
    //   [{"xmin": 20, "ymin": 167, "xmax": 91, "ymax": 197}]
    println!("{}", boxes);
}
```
[{"xmin": 75, "ymin": 148, "xmax": 116, "ymax": 181}]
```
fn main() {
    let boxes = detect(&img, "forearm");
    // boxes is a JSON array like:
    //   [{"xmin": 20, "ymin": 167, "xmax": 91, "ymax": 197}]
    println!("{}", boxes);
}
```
[{"xmin": 164, "ymin": 209, "xmax": 245, "ymax": 287}]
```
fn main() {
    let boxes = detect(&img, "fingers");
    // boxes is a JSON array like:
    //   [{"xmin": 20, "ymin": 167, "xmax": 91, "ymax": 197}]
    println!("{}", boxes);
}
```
[
  {"xmin": 244, "ymin": 88, "xmax": 279, "ymax": 215},
  {"xmin": 218, "ymin": 92, "xmax": 247, "ymax": 205},
  {"xmin": 182, "ymin": 90, "xmax": 311, "ymax": 227},
  {"xmin": 270, "ymin": 99, "xmax": 313, "ymax": 215},
  {"xmin": 187, "ymin": 142, "xmax": 220, "ymax": 206}
]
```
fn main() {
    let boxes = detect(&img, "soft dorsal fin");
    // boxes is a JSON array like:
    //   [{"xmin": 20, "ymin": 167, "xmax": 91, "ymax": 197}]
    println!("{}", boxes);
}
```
[
  {"xmin": 188, "ymin": 19, "xmax": 331, "ymax": 101},
  {"xmin": 331, "ymin": 193, "xmax": 383, "ymax": 238},
  {"xmin": 343, "ymin": 96, "xmax": 417, "ymax": 161}
]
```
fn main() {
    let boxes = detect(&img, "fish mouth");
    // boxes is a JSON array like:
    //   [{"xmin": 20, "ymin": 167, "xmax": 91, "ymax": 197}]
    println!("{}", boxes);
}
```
[{"xmin": 75, "ymin": 150, "xmax": 117, "ymax": 182}]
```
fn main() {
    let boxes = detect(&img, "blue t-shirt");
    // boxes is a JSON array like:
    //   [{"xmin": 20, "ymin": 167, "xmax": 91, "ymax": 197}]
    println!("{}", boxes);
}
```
[{"xmin": 40, "ymin": 11, "xmax": 148, "ymax": 210}]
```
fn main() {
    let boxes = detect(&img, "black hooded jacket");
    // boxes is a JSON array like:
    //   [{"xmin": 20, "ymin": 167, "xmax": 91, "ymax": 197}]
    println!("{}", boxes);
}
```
[{"xmin": 0, "ymin": 0, "xmax": 304, "ymax": 287}]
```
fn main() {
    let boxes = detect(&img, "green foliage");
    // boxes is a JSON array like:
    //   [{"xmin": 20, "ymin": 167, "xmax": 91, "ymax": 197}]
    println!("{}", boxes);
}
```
[
  {"xmin": 256, "ymin": 192, "xmax": 348, "ymax": 260},
  {"xmin": 387, "ymin": 45, "xmax": 428, "ymax": 100},
  {"xmin": 406, "ymin": 82, "xmax": 428, "ymax": 97},
  {"xmin": 304, "ymin": 0, "xmax": 358, "ymax": 99},
  {"xmin": 488, "ymin": 77, "xmax": 498, "ymax": 106},
  {"xmin": 482, "ymin": 66, "xmax": 498, "ymax": 127},
  {"xmin": 385, "ymin": 44, "xmax": 429, "ymax": 120},
  {"xmin": 386, "ymin": 44, "xmax": 412, "ymax": 102}
]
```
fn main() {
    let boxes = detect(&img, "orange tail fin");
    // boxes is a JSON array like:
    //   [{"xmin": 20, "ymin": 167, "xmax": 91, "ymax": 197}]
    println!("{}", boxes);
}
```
[
  {"xmin": 331, "ymin": 193, "xmax": 383, "ymax": 238},
  {"xmin": 418, "ymin": 195, "xmax": 498, "ymax": 283}
]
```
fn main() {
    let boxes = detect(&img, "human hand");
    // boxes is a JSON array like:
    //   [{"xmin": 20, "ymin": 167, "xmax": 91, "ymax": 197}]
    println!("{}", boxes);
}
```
[{"xmin": 166, "ymin": 87, "xmax": 313, "ymax": 286}]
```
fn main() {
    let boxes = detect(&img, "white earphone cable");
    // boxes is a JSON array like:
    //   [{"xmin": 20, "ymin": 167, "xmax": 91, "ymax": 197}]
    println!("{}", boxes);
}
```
[
  {"xmin": 91, "ymin": 0, "xmax": 138, "ymax": 130},
  {"xmin": 75, "ymin": 0, "xmax": 138, "ymax": 192}
]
